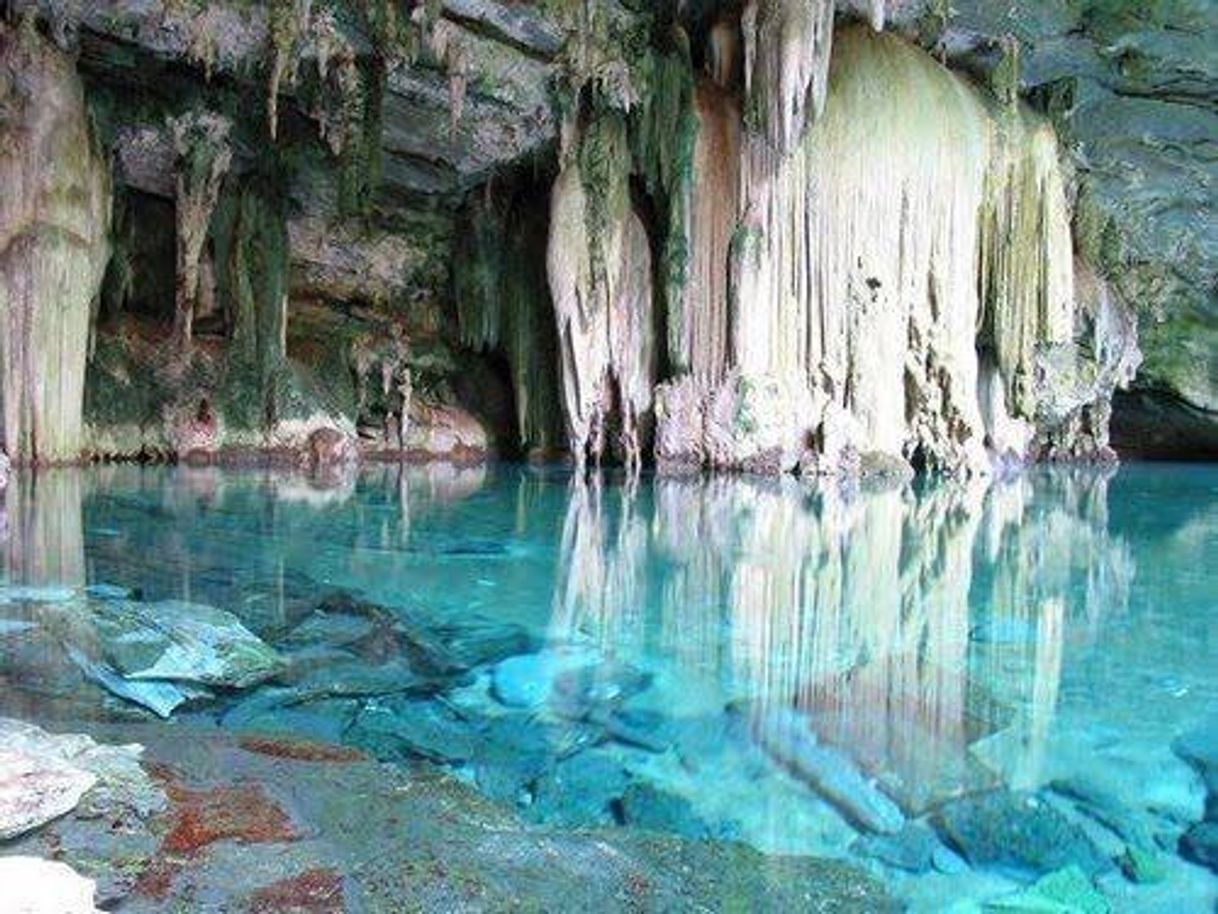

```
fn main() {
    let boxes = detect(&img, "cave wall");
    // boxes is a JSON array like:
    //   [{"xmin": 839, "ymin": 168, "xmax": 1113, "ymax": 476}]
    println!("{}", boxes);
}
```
[{"xmin": 0, "ymin": 0, "xmax": 1210, "ymax": 471}]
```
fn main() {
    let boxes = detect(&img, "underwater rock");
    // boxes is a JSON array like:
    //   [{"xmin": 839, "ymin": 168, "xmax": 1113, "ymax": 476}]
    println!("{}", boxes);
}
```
[
  {"xmin": 934, "ymin": 790, "xmax": 1113, "ymax": 878},
  {"xmin": 0, "ymin": 857, "xmax": 99, "ymax": 913},
  {"xmin": 397, "ymin": 612, "xmax": 536, "ymax": 676},
  {"xmin": 527, "ymin": 750, "xmax": 629, "ymax": 828},
  {"xmin": 550, "ymin": 660, "xmax": 654, "ymax": 718},
  {"xmin": 1179, "ymin": 821, "xmax": 1218, "ymax": 874},
  {"xmin": 74, "ymin": 598, "xmax": 284, "ymax": 690},
  {"xmin": 1119, "ymin": 845, "xmax": 1166, "ymax": 885},
  {"xmin": 491, "ymin": 647, "xmax": 598, "ymax": 709},
  {"xmin": 853, "ymin": 822, "xmax": 946, "ymax": 874},
  {"xmin": 750, "ymin": 706, "xmax": 905, "ymax": 835},
  {"xmin": 614, "ymin": 782, "xmax": 713, "ymax": 841},
  {"xmin": 473, "ymin": 715, "xmax": 599, "ymax": 807},
  {"xmin": 1173, "ymin": 716, "xmax": 1218, "ymax": 795},
  {"xmin": 346, "ymin": 697, "xmax": 477, "ymax": 765},
  {"xmin": 982, "ymin": 864, "xmax": 1111, "ymax": 914},
  {"xmin": 67, "ymin": 646, "xmax": 205, "ymax": 718}
]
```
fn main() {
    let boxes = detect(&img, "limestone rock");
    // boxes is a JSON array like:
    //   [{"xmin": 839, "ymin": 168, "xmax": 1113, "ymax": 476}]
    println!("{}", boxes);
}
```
[
  {"xmin": 0, "ymin": 717, "xmax": 165, "ymax": 839},
  {"xmin": 0, "ymin": 857, "xmax": 99, "ymax": 914},
  {"xmin": 0, "ymin": 748, "xmax": 96, "ymax": 840},
  {"xmin": 0, "ymin": 20, "xmax": 111, "ymax": 464}
]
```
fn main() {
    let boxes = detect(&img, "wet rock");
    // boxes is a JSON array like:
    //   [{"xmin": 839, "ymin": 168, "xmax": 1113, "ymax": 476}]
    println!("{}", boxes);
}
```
[
  {"xmin": 614, "ymin": 782, "xmax": 713, "ymax": 840},
  {"xmin": 983, "ymin": 865, "xmax": 1111, "ymax": 914},
  {"xmin": 0, "ymin": 747, "xmax": 96, "ymax": 839},
  {"xmin": 853, "ymin": 822, "xmax": 943, "ymax": 873},
  {"xmin": 346, "ymin": 698, "xmax": 477, "ymax": 764},
  {"xmin": 66, "ymin": 598, "xmax": 283, "ymax": 690},
  {"xmin": 1173, "ymin": 716, "xmax": 1218, "ymax": 795},
  {"xmin": 491, "ymin": 647, "xmax": 597, "ymax": 709},
  {"xmin": 83, "ymin": 583, "xmax": 135, "ymax": 601},
  {"xmin": 1119, "ymin": 844, "xmax": 1166, "ymax": 885},
  {"xmin": 0, "ymin": 857, "xmax": 99, "ymax": 913},
  {"xmin": 1179, "ymin": 820, "xmax": 1218, "ymax": 874},
  {"xmin": 528, "ymin": 750, "xmax": 628, "ymax": 828},
  {"xmin": 934, "ymin": 790, "xmax": 1113, "ymax": 878},
  {"xmin": 751, "ymin": 706, "xmax": 905, "ymax": 835}
]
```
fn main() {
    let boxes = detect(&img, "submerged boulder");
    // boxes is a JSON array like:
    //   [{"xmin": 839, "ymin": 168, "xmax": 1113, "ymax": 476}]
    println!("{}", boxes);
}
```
[
  {"xmin": 934, "ymin": 790, "xmax": 1113, "ymax": 878},
  {"xmin": 79, "ymin": 598, "xmax": 284, "ymax": 689},
  {"xmin": 749, "ymin": 705, "xmax": 905, "ymax": 835}
]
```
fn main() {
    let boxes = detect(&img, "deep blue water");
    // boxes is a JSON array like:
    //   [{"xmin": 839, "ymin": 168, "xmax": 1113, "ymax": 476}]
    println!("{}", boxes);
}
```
[{"xmin": 2, "ymin": 462, "xmax": 1217, "ymax": 910}]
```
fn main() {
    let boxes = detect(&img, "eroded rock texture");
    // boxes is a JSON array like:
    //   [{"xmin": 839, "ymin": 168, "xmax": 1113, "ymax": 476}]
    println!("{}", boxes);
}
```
[{"xmin": 0, "ymin": 19, "xmax": 110, "ymax": 465}]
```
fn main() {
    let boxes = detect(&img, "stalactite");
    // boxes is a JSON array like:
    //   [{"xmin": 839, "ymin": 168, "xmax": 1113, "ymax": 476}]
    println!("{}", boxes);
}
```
[
  {"xmin": 741, "ymin": 0, "xmax": 836, "ymax": 155},
  {"xmin": 547, "ymin": 112, "xmax": 656, "ymax": 472},
  {"xmin": 267, "ymin": 0, "xmax": 313, "ymax": 140},
  {"xmin": 169, "ymin": 111, "xmax": 232, "ymax": 350},
  {"xmin": 0, "ymin": 20, "xmax": 110, "ymax": 465},
  {"xmin": 979, "ymin": 108, "xmax": 1075, "ymax": 418}
]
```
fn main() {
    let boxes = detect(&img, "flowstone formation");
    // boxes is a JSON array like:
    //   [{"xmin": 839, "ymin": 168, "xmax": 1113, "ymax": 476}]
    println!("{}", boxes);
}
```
[
  {"xmin": 539, "ymin": 6, "xmax": 1139, "ymax": 477},
  {"xmin": 0, "ymin": 18, "xmax": 110, "ymax": 466}
]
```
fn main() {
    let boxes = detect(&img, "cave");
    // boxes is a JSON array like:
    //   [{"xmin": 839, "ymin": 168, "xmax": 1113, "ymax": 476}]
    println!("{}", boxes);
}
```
[{"xmin": 0, "ymin": 1, "xmax": 1216, "ymax": 910}]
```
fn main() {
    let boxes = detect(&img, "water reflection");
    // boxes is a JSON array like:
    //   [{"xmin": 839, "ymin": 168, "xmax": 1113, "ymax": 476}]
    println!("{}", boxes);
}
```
[{"xmin": 553, "ymin": 469, "xmax": 1134, "ymax": 810}]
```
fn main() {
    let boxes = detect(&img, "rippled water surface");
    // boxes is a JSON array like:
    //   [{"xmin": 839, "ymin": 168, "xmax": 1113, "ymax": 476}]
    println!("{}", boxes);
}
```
[{"xmin": 3, "ymin": 462, "xmax": 1217, "ymax": 910}]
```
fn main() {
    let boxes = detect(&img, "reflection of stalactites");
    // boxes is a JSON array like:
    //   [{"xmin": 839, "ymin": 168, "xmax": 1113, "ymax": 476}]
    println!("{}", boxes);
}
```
[
  {"xmin": 4, "ymin": 470, "xmax": 85, "ymax": 586},
  {"xmin": 552, "ymin": 475, "xmax": 650, "ymax": 654},
  {"xmin": 969, "ymin": 469, "xmax": 1130, "ymax": 789}
]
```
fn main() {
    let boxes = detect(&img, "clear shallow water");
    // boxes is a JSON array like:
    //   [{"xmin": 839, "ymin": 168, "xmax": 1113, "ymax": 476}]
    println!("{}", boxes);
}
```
[{"xmin": 2, "ymin": 462, "xmax": 1218, "ymax": 910}]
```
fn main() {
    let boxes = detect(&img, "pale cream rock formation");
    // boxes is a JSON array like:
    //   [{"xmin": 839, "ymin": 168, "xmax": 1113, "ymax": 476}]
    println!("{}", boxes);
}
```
[{"xmin": 0, "ymin": 19, "xmax": 111, "ymax": 464}]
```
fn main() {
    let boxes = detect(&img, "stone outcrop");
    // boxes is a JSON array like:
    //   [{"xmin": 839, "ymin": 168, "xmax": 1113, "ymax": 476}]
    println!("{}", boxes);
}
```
[{"xmin": 0, "ymin": 18, "xmax": 110, "ymax": 465}]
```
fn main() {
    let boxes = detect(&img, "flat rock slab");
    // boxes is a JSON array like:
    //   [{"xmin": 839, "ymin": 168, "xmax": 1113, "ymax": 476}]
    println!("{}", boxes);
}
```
[
  {"xmin": 0, "ymin": 717, "xmax": 165, "ymax": 841},
  {"xmin": 0, "ymin": 856, "xmax": 99, "ymax": 913},
  {"xmin": 0, "ymin": 748, "xmax": 96, "ymax": 840}
]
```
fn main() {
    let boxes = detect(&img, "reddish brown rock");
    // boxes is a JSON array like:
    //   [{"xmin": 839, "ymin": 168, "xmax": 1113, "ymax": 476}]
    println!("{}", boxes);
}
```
[
  {"xmin": 245, "ymin": 868, "xmax": 344, "ymax": 914},
  {"xmin": 237, "ymin": 734, "xmax": 365, "ymax": 764},
  {"xmin": 160, "ymin": 781, "xmax": 299, "ymax": 854}
]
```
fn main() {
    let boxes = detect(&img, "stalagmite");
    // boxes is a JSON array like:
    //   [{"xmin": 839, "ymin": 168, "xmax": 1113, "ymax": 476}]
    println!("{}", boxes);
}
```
[
  {"xmin": 170, "ymin": 111, "xmax": 232, "ymax": 349},
  {"xmin": 547, "ymin": 114, "xmax": 656, "ymax": 472},
  {"xmin": 0, "ymin": 20, "xmax": 110, "ymax": 465}
]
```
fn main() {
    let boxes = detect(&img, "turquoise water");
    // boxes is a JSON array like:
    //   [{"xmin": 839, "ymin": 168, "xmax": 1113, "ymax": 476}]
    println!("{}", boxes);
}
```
[{"xmin": 2, "ymin": 463, "xmax": 1217, "ymax": 910}]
